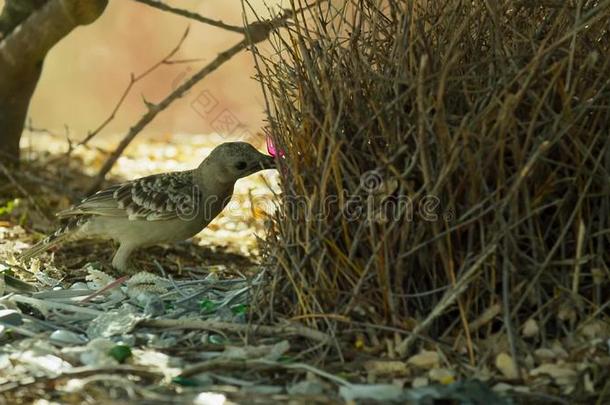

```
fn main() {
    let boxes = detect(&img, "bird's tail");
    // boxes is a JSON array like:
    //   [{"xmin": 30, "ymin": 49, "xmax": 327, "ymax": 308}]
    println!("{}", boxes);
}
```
[{"xmin": 18, "ymin": 217, "xmax": 85, "ymax": 262}]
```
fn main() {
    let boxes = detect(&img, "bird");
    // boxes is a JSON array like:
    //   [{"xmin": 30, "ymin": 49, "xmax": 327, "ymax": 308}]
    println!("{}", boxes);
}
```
[{"xmin": 19, "ymin": 142, "xmax": 276, "ymax": 272}]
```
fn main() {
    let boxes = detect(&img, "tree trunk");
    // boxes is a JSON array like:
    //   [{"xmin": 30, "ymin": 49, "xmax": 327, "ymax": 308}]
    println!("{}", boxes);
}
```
[{"xmin": 0, "ymin": 0, "xmax": 108, "ymax": 165}]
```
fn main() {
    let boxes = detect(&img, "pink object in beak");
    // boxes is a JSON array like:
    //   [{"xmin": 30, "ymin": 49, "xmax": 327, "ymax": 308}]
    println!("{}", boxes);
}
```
[{"xmin": 266, "ymin": 136, "xmax": 284, "ymax": 158}]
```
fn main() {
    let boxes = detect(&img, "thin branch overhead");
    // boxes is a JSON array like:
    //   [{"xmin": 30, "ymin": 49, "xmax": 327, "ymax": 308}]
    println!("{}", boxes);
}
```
[
  {"xmin": 132, "ymin": 0, "xmax": 246, "ymax": 33},
  {"xmin": 80, "ymin": 27, "xmax": 191, "ymax": 148},
  {"xmin": 87, "ymin": 38, "xmax": 251, "ymax": 194}
]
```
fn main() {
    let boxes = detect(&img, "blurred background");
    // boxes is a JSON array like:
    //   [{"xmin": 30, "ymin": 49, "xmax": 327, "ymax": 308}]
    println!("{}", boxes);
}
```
[{"xmin": 2, "ymin": 0, "xmax": 285, "ymax": 142}]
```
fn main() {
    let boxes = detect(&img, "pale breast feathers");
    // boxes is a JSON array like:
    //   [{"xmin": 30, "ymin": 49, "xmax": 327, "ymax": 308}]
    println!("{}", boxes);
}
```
[{"xmin": 57, "ymin": 171, "xmax": 201, "ymax": 221}]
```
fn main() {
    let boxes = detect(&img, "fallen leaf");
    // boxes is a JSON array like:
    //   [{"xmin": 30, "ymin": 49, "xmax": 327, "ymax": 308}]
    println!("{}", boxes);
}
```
[
  {"xmin": 557, "ymin": 304, "xmax": 577, "ymax": 324},
  {"xmin": 469, "ymin": 303, "xmax": 501, "ymax": 332},
  {"xmin": 530, "ymin": 363, "xmax": 578, "ymax": 387},
  {"xmin": 495, "ymin": 352, "xmax": 519, "ymax": 379},
  {"xmin": 522, "ymin": 318, "xmax": 539, "ymax": 338},
  {"xmin": 407, "ymin": 350, "xmax": 440, "ymax": 369},
  {"xmin": 584, "ymin": 372, "xmax": 595, "ymax": 394},
  {"xmin": 364, "ymin": 360, "xmax": 409, "ymax": 377},
  {"xmin": 534, "ymin": 348, "xmax": 557, "ymax": 362},
  {"xmin": 472, "ymin": 366, "xmax": 493, "ymax": 382},
  {"xmin": 428, "ymin": 368, "xmax": 455, "ymax": 385},
  {"xmin": 491, "ymin": 382, "xmax": 512, "ymax": 393},
  {"xmin": 579, "ymin": 320, "xmax": 610, "ymax": 340},
  {"xmin": 550, "ymin": 342, "xmax": 569, "ymax": 359},
  {"xmin": 524, "ymin": 354, "xmax": 535, "ymax": 370},
  {"xmin": 411, "ymin": 377, "xmax": 428, "ymax": 388},
  {"xmin": 492, "ymin": 383, "xmax": 531, "ymax": 394}
]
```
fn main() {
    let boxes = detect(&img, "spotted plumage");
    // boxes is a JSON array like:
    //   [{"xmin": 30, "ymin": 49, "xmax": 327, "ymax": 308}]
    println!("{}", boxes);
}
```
[
  {"xmin": 19, "ymin": 142, "xmax": 275, "ymax": 271},
  {"xmin": 58, "ymin": 170, "xmax": 199, "ymax": 221}
]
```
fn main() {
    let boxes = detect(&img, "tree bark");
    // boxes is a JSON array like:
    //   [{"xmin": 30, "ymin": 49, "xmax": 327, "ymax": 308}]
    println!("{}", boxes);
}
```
[{"xmin": 0, "ymin": 0, "xmax": 108, "ymax": 165}]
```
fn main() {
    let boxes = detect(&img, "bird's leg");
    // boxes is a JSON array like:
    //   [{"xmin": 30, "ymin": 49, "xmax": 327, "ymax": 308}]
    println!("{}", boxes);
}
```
[{"xmin": 111, "ymin": 243, "xmax": 136, "ymax": 273}]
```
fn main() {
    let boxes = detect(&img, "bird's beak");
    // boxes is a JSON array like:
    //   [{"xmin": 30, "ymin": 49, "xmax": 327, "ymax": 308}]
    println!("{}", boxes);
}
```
[{"xmin": 258, "ymin": 154, "xmax": 276, "ymax": 170}]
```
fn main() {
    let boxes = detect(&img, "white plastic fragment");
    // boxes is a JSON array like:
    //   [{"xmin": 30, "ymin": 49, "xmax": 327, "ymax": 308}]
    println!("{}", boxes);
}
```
[
  {"xmin": 49, "ymin": 330, "xmax": 88, "ymax": 346},
  {"xmin": 86, "ymin": 304, "xmax": 141, "ymax": 338},
  {"xmin": 0, "ymin": 309, "xmax": 23, "ymax": 326},
  {"xmin": 16, "ymin": 349, "xmax": 72, "ymax": 376},
  {"xmin": 193, "ymin": 392, "xmax": 226, "ymax": 405},
  {"xmin": 79, "ymin": 338, "xmax": 118, "ymax": 367},
  {"xmin": 339, "ymin": 384, "xmax": 404, "ymax": 402}
]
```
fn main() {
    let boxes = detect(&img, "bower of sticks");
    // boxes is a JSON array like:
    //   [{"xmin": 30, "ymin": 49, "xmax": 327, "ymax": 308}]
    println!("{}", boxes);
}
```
[
  {"xmin": 0, "ymin": 0, "xmax": 609, "ymax": 404},
  {"xmin": 257, "ymin": 0, "xmax": 610, "ymax": 402}
]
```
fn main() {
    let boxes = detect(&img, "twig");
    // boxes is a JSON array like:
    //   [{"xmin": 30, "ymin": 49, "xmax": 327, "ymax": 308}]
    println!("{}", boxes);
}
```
[
  {"xmin": 87, "ymin": 37, "xmax": 252, "ymax": 193},
  {"xmin": 63, "ymin": 365, "xmax": 163, "ymax": 379},
  {"xmin": 502, "ymin": 247, "xmax": 522, "ymax": 380},
  {"xmin": 10, "ymin": 295, "xmax": 104, "ymax": 316},
  {"xmin": 258, "ymin": 359, "xmax": 351, "ymax": 386},
  {"xmin": 80, "ymin": 275, "xmax": 129, "ymax": 303},
  {"xmin": 132, "ymin": 0, "xmax": 245, "ymax": 34},
  {"xmin": 139, "ymin": 318, "xmax": 332, "ymax": 344},
  {"xmin": 133, "ymin": 0, "xmax": 325, "ymax": 34},
  {"xmin": 154, "ymin": 259, "xmax": 190, "ymax": 299},
  {"xmin": 180, "ymin": 357, "xmax": 351, "ymax": 387},
  {"xmin": 571, "ymin": 219, "xmax": 586, "ymax": 294},
  {"xmin": 0, "ymin": 365, "xmax": 162, "ymax": 394},
  {"xmin": 79, "ymin": 27, "xmax": 191, "ymax": 147},
  {"xmin": 396, "ymin": 242, "xmax": 498, "ymax": 356}
]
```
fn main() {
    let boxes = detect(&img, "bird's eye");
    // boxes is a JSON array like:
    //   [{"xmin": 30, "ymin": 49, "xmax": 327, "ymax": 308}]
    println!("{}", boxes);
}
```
[{"xmin": 235, "ymin": 161, "xmax": 247, "ymax": 170}]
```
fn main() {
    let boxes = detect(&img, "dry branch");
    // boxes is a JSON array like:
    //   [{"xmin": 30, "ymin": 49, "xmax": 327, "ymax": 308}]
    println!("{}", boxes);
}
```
[
  {"xmin": 79, "ymin": 27, "xmax": 191, "ymax": 148},
  {"xmin": 140, "ymin": 318, "xmax": 332, "ymax": 345},
  {"xmin": 132, "ymin": 0, "xmax": 245, "ymax": 34},
  {"xmin": 87, "ymin": 38, "xmax": 250, "ymax": 193},
  {"xmin": 255, "ymin": 0, "xmax": 610, "ymax": 372}
]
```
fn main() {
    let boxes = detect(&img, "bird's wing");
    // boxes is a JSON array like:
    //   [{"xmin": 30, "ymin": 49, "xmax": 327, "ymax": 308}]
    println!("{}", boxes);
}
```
[{"xmin": 57, "ymin": 171, "xmax": 201, "ymax": 221}]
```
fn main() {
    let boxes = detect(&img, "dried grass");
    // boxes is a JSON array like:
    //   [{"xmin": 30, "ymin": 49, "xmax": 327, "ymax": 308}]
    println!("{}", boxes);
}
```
[{"xmin": 255, "ymin": 0, "xmax": 610, "ymax": 360}]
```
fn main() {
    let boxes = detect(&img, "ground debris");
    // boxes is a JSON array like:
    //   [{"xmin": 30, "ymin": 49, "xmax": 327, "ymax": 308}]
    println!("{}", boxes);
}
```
[{"xmin": 2, "ymin": 133, "xmax": 609, "ymax": 403}]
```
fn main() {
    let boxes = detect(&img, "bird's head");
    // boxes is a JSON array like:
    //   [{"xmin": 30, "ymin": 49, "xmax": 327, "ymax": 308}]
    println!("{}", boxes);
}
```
[{"xmin": 200, "ymin": 142, "xmax": 276, "ymax": 183}]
